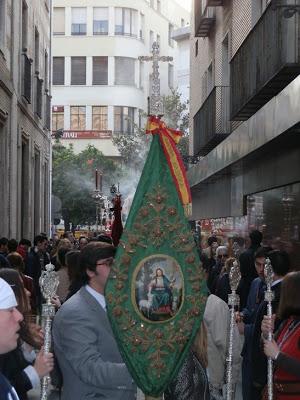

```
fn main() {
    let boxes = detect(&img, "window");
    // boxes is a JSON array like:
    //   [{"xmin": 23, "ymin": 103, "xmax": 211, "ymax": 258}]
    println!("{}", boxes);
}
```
[
  {"xmin": 139, "ymin": 60, "xmax": 144, "ymax": 89},
  {"xmin": 150, "ymin": 0, "xmax": 154, "ymax": 7},
  {"xmin": 114, "ymin": 106, "xmax": 134, "ymax": 134},
  {"xmin": 157, "ymin": 34, "xmax": 160, "ymax": 47},
  {"xmin": 44, "ymin": 51, "xmax": 49, "ymax": 91},
  {"xmin": 71, "ymin": 8, "xmax": 86, "ymax": 35},
  {"xmin": 93, "ymin": 8, "xmax": 108, "ymax": 35},
  {"xmin": 157, "ymin": 0, "xmax": 161, "ymax": 12},
  {"xmin": 115, "ymin": 8, "xmax": 138, "ymax": 37},
  {"xmin": 71, "ymin": 57, "xmax": 86, "ymax": 85},
  {"xmin": 207, "ymin": 62, "xmax": 214, "ymax": 94},
  {"xmin": 181, "ymin": 18, "xmax": 185, "ymax": 27},
  {"xmin": 140, "ymin": 13, "xmax": 145, "ymax": 40},
  {"xmin": 0, "ymin": 0, "xmax": 6, "ymax": 49},
  {"xmin": 93, "ymin": 57, "xmax": 108, "ymax": 85},
  {"xmin": 52, "ymin": 106, "xmax": 64, "ymax": 131},
  {"xmin": 53, "ymin": 57, "xmax": 65, "ymax": 85},
  {"xmin": 195, "ymin": 40, "xmax": 198, "ymax": 57},
  {"xmin": 34, "ymin": 28, "xmax": 39, "ymax": 72},
  {"xmin": 168, "ymin": 24, "xmax": 174, "ymax": 47},
  {"xmin": 21, "ymin": 1, "xmax": 28, "ymax": 50},
  {"xmin": 115, "ymin": 57, "xmax": 135, "ymax": 85},
  {"xmin": 53, "ymin": 8, "xmax": 65, "ymax": 35},
  {"xmin": 168, "ymin": 64, "xmax": 174, "ymax": 88},
  {"xmin": 92, "ymin": 106, "xmax": 108, "ymax": 130},
  {"xmin": 70, "ymin": 106, "xmax": 86, "ymax": 130},
  {"xmin": 149, "ymin": 30, "xmax": 154, "ymax": 51}
]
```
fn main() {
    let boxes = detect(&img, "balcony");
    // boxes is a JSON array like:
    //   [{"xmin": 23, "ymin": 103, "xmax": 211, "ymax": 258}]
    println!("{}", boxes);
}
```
[
  {"xmin": 193, "ymin": 86, "xmax": 231, "ymax": 156},
  {"xmin": 195, "ymin": 0, "xmax": 216, "ymax": 37},
  {"xmin": 230, "ymin": 2, "xmax": 300, "ymax": 120},
  {"xmin": 22, "ymin": 54, "xmax": 32, "ymax": 103},
  {"xmin": 207, "ymin": 0, "xmax": 223, "ymax": 4}
]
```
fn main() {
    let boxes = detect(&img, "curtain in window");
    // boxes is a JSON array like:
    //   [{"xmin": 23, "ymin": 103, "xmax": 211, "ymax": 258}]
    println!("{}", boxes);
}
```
[
  {"xmin": 92, "ymin": 106, "xmax": 108, "ymax": 130},
  {"xmin": 93, "ymin": 8, "xmax": 108, "ymax": 34},
  {"xmin": 70, "ymin": 106, "xmax": 86, "ymax": 130},
  {"xmin": 115, "ymin": 8, "xmax": 123, "ymax": 34}
]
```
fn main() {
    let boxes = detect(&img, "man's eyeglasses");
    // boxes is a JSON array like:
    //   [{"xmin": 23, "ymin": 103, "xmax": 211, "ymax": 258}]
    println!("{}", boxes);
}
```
[{"xmin": 96, "ymin": 257, "xmax": 114, "ymax": 267}]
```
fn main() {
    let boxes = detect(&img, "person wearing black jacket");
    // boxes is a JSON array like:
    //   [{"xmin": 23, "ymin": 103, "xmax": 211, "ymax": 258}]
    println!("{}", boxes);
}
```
[
  {"xmin": 237, "ymin": 230, "xmax": 262, "ymax": 310},
  {"xmin": 250, "ymin": 250, "xmax": 290, "ymax": 399}
]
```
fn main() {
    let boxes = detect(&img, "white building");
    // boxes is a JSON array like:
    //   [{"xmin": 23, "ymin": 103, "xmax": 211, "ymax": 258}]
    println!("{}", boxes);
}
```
[
  {"xmin": 0, "ymin": 0, "xmax": 51, "ymax": 240},
  {"xmin": 172, "ymin": 24, "xmax": 191, "ymax": 104},
  {"xmin": 51, "ymin": 0, "xmax": 190, "ymax": 156}
]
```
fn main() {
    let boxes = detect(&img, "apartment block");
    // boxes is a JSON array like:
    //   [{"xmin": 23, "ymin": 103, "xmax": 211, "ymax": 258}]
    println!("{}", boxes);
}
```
[{"xmin": 0, "ymin": 0, "xmax": 51, "ymax": 239}]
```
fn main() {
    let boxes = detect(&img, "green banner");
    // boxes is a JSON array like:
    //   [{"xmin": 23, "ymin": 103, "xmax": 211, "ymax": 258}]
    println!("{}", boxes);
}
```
[{"xmin": 106, "ymin": 135, "xmax": 207, "ymax": 396}]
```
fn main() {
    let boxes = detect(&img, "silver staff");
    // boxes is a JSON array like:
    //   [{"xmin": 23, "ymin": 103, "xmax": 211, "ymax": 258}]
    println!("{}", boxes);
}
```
[
  {"xmin": 39, "ymin": 263, "xmax": 59, "ymax": 400},
  {"xmin": 264, "ymin": 258, "xmax": 274, "ymax": 400},
  {"xmin": 226, "ymin": 260, "xmax": 241, "ymax": 400}
]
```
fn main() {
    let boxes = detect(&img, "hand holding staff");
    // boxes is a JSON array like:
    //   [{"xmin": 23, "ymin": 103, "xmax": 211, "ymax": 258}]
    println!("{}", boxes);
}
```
[
  {"xmin": 226, "ymin": 260, "xmax": 241, "ymax": 400},
  {"xmin": 39, "ymin": 263, "xmax": 59, "ymax": 400}
]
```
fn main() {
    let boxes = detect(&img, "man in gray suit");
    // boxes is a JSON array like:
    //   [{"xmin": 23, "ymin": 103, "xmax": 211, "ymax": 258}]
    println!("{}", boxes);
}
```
[{"xmin": 52, "ymin": 242, "xmax": 136, "ymax": 400}]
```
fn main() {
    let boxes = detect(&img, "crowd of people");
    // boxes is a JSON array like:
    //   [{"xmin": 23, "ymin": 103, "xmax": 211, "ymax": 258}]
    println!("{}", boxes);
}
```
[{"xmin": 0, "ymin": 229, "xmax": 299, "ymax": 400}]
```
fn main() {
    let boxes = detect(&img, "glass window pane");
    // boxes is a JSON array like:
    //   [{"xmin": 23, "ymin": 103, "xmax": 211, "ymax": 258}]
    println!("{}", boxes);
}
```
[
  {"xmin": 115, "ymin": 8, "xmax": 123, "ymax": 34},
  {"xmin": 124, "ymin": 9, "xmax": 131, "ymax": 35},
  {"xmin": 93, "ymin": 7, "xmax": 108, "ymax": 34},
  {"xmin": 114, "ymin": 106, "xmax": 122, "ymax": 132}
]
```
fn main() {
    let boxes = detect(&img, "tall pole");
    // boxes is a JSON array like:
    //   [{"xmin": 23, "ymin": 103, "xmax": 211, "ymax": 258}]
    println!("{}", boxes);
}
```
[
  {"xmin": 226, "ymin": 260, "xmax": 241, "ymax": 400},
  {"xmin": 39, "ymin": 263, "xmax": 59, "ymax": 400},
  {"xmin": 264, "ymin": 258, "xmax": 274, "ymax": 400}
]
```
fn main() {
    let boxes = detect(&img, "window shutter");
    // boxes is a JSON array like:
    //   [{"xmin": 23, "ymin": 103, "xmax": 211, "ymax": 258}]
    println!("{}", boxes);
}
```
[
  {"xmin": 72, "ymin": 8, "xmax": 86, "ymax": 23},
  {"xmin": 53, "ymin": 8, "xmax": 65, "ymax": 34},
  {"xmin": 71, "ymin": 57, "xmax": 86, "ymax": 85},
  {"xmin": 53, "ymin": 57, "xmax": 65, "ymax": 85},
  {"xmin": 115, "ymin": 57, "xmax": 135, "ymax": 85},
  {"xmin": 93, "ymin": 57, "xmax": 108, "ymax": 85}
]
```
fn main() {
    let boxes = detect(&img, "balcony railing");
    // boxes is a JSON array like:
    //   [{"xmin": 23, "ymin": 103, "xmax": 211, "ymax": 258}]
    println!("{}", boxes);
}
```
[
  {"xmin": 22, "ymin": 54, "xmax": 32, "ymax": 103},
  {"xmin": 35, "ymin": 77, "xmax": 43, "ymax": 119},
  {"xmin": 45, "ymin": 92, "xmax": 51, "ymax": 130},
  {"xmin": 193, "ymin": 86, "xmax": 231, "ymax": 156},
  {"xmin": 195, "ymin": 0, "xmax": 216, "ymax": 37},
  {"xmin": 230, "ymin": 1, "xmax": 300, "ymax": 120}
]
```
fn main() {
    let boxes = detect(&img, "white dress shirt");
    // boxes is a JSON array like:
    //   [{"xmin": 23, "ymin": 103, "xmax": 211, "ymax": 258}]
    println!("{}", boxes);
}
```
[{"xmin": 85, "ymin": 284, "xmax": 106, "ymax": 311}]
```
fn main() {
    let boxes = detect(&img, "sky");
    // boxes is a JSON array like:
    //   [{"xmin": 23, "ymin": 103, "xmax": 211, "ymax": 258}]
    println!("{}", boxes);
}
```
[{"xmin": 175, "ymin": 0, "xmax": 191, "ymax": 11}]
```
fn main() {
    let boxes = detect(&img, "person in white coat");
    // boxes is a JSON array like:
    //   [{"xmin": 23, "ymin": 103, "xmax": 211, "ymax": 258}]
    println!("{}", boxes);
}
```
[{"xmin": 204, "ymin": 294, "xmax": 242, "ymax": 399}]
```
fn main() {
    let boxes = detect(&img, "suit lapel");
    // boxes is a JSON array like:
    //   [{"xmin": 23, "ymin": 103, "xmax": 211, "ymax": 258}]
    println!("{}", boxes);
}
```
[{"xmin": 79, "ymin": 287, "xmax": 113, "ymax": 335}]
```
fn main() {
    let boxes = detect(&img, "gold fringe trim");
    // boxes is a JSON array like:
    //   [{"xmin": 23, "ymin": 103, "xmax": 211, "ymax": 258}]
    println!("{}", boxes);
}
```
[{"xmin": 184, "ymin": 203, "xmax": 192, "ymax": 217}]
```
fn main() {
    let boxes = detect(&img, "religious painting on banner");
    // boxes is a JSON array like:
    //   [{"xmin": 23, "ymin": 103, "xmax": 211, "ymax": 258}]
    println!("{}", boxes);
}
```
[{"xmin": 106, "ymin": 116, "xmax": 207, "ymax": 398}]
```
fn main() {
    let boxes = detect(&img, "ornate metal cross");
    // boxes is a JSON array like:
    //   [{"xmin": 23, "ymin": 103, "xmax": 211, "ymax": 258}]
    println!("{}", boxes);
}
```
[{"xmin": 139, "ymin": 41, "xmax": 173, "ymax": 116}]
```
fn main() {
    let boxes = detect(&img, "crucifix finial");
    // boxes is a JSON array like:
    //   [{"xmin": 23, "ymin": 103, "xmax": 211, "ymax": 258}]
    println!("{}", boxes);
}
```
[{"xmin": 139, "ymin": 41, "xmax": 173, "ymax": 117}]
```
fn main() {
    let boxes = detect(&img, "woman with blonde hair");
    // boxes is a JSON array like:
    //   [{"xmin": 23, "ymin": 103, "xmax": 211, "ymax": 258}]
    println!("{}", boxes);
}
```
[{"xmin": 164, "ymin": 322, "xmax": 211, "ymax": 399}]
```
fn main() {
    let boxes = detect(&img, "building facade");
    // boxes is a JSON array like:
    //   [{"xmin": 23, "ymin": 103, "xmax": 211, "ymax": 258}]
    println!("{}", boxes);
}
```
[
  {"xmin": 51, "ymin": 0, "xmax": 190, "ymax": 155},
  {"xmin": 189, "ymin": 0, "xmax": 300, "ymax": 267},
  {"xmin": 0, "ymin": 0, "xmax": 51, "ymax": 240}
]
